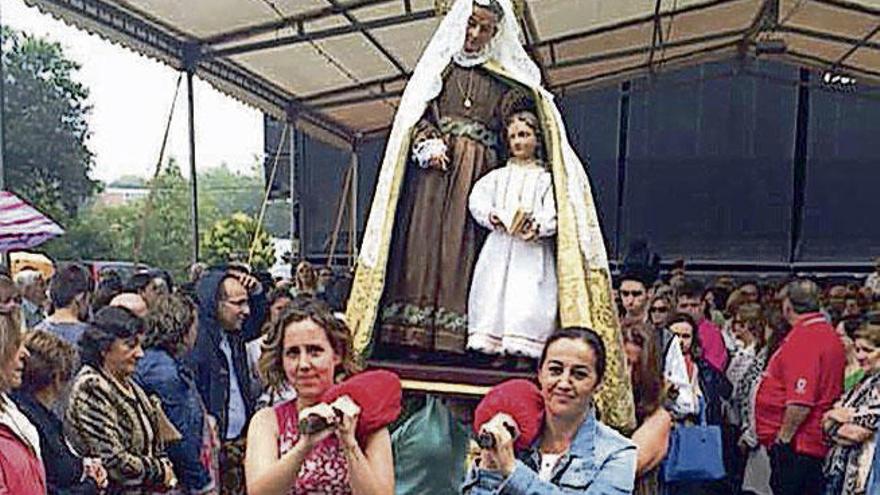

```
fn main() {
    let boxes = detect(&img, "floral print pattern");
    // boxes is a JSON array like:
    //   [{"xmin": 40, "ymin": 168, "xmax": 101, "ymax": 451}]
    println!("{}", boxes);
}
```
[{"xmin": 275, "ymin": 401, "xmax": 351, "ymax": 494}]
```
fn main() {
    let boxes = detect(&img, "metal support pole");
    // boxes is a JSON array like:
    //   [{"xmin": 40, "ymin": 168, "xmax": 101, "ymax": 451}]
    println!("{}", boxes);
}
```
[
  {"xmin": 615, "ymin": 81, "xmax": 631, "ymax": 261},
  {"xmin": 0, "ymin": 7, "xmax": 7, "ymax": 269},
  {"xmin": 790, "ymin": 68, "xmax": 810, "ymax": 263},
  {"xmin": 349, "ymin": 136, "xmax": 361, "ymax": 266},
  {"xmin": 0, "ymin": 3, "xmax": 7, "ymax": 192},
  {"xmin": 187, "ymin": 70, "xmax": 200, "ymax": 263},
  {"xmin": 327, "ymin": 165, "xmax": 353, "ymax": 266},
  {"xmin": 287, "ymin": 118, "xmax": 298, "ymax": 265}
]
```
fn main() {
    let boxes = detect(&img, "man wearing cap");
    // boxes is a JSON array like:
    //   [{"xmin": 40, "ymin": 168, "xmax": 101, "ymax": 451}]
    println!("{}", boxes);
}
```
[{"xmin": 755, "ymin": 279, "xmax": 846, "ymax": 495}]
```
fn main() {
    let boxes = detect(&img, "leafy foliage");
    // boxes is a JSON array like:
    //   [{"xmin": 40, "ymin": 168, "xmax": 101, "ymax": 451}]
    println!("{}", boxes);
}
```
[
  {"xmin": 2, "ymin": 27, "xmax": 286, "ymax": 276},
  {"xmin": 198, "ymin": 162, "xmax": 291, "ymax": 238},
  {"xmin": 43, "ymin": 159, "xmax": 287, "ymax": 277},
  {"xmin": 2, "ymin": 27, "xmax": 99, "ymax": 221},
  {"xmin": 43, "ymin": 160, "xmax": 220, "ymax": 278},
  {"xmin": 202, "ymin": 212, "xmax": 275, "ymax": 271}
]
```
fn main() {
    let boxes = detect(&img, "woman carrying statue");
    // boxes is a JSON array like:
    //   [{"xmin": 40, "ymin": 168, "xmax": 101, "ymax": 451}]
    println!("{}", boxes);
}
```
[{"xmin": 347, "ymin": 0, "xmax": 634, "ymax": 430}]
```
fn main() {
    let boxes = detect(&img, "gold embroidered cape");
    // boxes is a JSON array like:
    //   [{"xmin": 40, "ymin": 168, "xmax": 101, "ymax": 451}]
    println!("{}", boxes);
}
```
[{"xmin": 346, "ymin": 61, "xmax": 635, "ymax": 432}]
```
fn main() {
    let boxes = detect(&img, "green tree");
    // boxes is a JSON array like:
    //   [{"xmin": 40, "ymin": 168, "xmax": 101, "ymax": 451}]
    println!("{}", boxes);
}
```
[
  {"xmin": 202, "ymin": 212, "xmax": 275, "ymax": 271},
  {"xmin": 132, "ymin": 160, "xmax": 220, "ymax": 274},
  {"xmin": 42, "ymin": 205, "xmax": 127, "ymax": 262},
  {"xmin": 43, "ymin": 157, "xmax": 287, "ymax": 276},
  {"xmin": 43, "ymin": 159, "xmax": 219, "ymax": 279},
  {"xmin": 199, "ymin": 162, "xmax": 290, "ymax": 238},
  {"xmin": 2, "ymin": 27, "xmax": 99, "ymax": 221}
]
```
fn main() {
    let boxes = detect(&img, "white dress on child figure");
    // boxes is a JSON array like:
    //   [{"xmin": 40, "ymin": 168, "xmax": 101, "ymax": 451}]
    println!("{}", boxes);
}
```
[{"xmin": 467, "ymin": 160, "xmax": 557, "ymax": 358}]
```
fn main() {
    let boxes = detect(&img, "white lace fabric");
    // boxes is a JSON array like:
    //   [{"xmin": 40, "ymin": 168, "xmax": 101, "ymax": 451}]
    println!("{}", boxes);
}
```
[
  {"xmin": 360, "ymin": 0, "xmax": 540, "ymax": 266},
  {"xmin": 360, "ymin": 0, "xmax": 610, "ymax": 270}
]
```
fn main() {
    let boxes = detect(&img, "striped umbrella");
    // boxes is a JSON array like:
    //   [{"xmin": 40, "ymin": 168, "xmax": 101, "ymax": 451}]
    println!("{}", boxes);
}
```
[{"xmin": 0, "ymin": 192, "xmax": 64, "ymax": 251}]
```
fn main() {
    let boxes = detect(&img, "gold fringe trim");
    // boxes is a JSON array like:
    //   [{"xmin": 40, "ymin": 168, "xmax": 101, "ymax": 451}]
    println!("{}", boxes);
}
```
[
  {"xmin": 346, "ymin": 134, "xmax": 412, "ymax": 355},
  {"xmin": 346, "ymin": 61, "xmax": 635, "ymax": 431}
]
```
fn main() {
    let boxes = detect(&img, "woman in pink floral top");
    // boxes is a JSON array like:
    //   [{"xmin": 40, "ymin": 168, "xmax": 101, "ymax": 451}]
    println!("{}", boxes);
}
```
[{"xmin": 244, "ymin": 299, "xmax": 394, "ymax": 495}]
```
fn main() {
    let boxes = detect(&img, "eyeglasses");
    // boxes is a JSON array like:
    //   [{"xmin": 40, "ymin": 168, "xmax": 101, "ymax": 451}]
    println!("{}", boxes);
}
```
[
  {"xmin": 649, "ymin": 306, "xmax": 669, "ymax": 313},
  {"xmin": 620, "ymin": 290, "xmax": 645, "ymax": 297},
  {"xmin": 222, "ymin": 298, "xmax": 249, "ymax": 308}
]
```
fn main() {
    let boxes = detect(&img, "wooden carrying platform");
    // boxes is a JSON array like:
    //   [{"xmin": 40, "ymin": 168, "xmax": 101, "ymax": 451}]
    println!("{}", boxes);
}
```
[{"xmin": 367, "ymin": 359, "xmax": 535, "ymax": 398}]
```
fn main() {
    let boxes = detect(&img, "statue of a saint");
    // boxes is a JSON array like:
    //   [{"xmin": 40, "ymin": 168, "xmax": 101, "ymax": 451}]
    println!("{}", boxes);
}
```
[
  {"xmin": 379, "ymin": 0, "xmax": 513, "ymax": 355},
  {"xmin": 347, "ymin": 0, "xmax": 635, "ymax": 431}
]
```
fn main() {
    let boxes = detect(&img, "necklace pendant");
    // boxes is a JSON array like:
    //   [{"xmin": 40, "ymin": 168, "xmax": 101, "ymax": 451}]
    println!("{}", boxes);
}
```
[{"xmin": 464, "ymin": 97, "xmax": 473, "ymax": 109}]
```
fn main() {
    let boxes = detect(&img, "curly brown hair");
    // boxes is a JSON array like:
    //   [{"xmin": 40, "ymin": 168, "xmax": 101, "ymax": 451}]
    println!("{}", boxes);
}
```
[
  {"xmin": 258, "ymin": 298, "xmax": 361, "ymax": 390},
  {"xmin": 0, "ymin": 312, "xmax": 22, "ymax": 394},
  {"xmin": 20, "ymin": 330, "xmax": 78, "ymax": 394},
  {"xmin": 144, "ymin": 294, "xmax": 197, "ymax": 358}
]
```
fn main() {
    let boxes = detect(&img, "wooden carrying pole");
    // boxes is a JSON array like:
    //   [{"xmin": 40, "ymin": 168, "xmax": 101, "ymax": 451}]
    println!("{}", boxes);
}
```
[{"xmin": 348, "ymin": 142, "xmax": 359, "ymax": 267}]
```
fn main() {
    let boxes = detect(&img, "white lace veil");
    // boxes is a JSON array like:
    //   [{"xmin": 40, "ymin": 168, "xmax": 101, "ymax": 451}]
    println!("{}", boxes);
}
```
[
  {"xmin": 396, "ymin": 0, "xmax": 541, "ymax": 133},
  {"xmin": 361, "ymin": 0, "xmax": 537, "ymax": 266},
  {"xmin": 360, "ymin": 0, "xmax": 609, "ymax": 270}
]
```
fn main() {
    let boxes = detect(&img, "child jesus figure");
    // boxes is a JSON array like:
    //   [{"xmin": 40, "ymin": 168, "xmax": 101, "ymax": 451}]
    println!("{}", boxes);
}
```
[{"xmin": 467, "ymin": 110, "xmax": 558, "ymax": 359}]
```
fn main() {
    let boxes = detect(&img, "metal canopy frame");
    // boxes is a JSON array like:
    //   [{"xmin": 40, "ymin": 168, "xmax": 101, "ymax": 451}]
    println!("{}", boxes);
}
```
[{"xmin": 22, "ymin": 0, "xmax": 880, "ymax": 144}]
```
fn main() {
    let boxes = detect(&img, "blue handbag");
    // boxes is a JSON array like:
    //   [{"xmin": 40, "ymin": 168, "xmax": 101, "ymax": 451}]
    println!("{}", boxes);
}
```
[{"xmin": 662, "ymin": 399, "xmax": 726, "ymax": 482}]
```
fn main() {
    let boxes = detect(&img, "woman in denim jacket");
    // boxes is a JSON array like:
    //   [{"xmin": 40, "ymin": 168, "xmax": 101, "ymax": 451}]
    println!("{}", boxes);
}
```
[
  {"xmin": 463, "ymin": 327, "xmax": 637, "ymax": 494},
  {"xmin": 135, "ymin": 294, "xmax": 216, "ymax": 494}
]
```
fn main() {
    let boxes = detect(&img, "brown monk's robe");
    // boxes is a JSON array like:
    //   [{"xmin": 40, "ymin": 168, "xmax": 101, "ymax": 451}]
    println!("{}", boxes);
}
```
[{"xmin": 379, "ymin": 63, "xmax": 513, "ymax": 354}]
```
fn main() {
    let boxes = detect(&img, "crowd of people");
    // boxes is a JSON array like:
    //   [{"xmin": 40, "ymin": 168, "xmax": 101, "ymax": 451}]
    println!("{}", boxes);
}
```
[
  {"xmin": 615, "ymin": 261, "xmax": 880, "ymax": 495},
  {"xmin": 3, "ymin": 0, "xmax": 876, "ymax": 493},
  {"xmin": 0, "ymin": 256, "xmax": 877, "ymax": 494},
  {"xmin": 0, "ymin": 260, "xmax": 354, "ymax": 495}
]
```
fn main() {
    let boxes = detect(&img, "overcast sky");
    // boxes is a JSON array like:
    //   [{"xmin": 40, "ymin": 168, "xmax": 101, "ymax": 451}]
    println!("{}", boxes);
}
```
[{"xmin": 3, "ymin": 0, "xmax": 264, "ymax": 183}]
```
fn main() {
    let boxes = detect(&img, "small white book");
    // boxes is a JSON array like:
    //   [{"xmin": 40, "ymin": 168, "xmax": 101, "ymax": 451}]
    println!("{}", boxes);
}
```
[{"xmin": 496, "ymin": 208, "xmax": 532, "ymax": 235}]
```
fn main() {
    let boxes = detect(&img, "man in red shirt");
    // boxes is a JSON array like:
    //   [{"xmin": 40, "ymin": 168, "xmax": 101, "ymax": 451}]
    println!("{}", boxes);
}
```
[{"xmin": 755, "ymin": 279, "xmax": 846, "ymax": 495}]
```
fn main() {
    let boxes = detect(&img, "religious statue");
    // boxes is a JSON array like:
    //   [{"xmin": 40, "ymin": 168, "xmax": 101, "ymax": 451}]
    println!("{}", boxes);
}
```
[
  {"xmin": 378, "ymin": 0, "xmax": 513, "ymax": 355},
  {"xmin": 467, "ymin": 107, "xmax": 557, "ymax": 360},
  {"xmin": 346, "ymin": 0, "xmax": 635, "ymax": 430}
]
